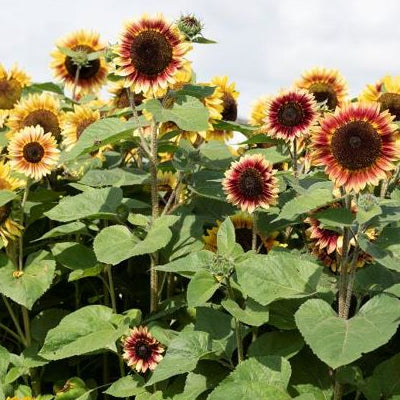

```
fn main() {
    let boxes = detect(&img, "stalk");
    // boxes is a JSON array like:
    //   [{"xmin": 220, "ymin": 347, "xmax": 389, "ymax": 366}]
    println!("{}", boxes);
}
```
[
  {"xmin": 251, "ymin": 212, "xmax": 258, "ymax": 252},
  {"xmin": 72, "ymin": 65, "xmax": 81, "ymax": 101}
]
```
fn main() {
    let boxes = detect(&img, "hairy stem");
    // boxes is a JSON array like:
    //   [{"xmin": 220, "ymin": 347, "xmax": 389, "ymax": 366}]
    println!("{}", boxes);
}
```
[
  {"xmin": 292, "ymin": 137, "xmax": 298, "ymax": 181},
  {"xmin": 72, "ymin": 65, "xmax": 81, "ymax": 101},
  {"xmin": 252, "ymin": 212, "xmax": 258, "ymax": 252}
]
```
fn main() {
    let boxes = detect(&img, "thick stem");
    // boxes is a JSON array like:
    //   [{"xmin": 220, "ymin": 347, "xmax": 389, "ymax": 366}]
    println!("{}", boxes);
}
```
[
  {"xmin": 18, "ymin": 181, "xmax": 31, "ymax": 271},
  {"xmin": 106, "ymin": 264, "xmax": 117, "ymax": 314},
  {"xmin": 292, "ymin": 137, "xmax": 298, "ymax": 181},
  {"xmin": 251, "ymin": 212, "xmax": 258, "ymax": 252},
  {"xmin": 226, "ymin": 279, "xmax": 244, "ymax": 363},
  {"xmin": 72, "ymin": 65, "xmax": 81, "ymax": 101}
]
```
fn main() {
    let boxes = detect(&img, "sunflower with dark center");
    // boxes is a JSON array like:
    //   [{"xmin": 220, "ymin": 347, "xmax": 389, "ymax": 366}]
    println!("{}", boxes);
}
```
[
  {"xmin": 108, "ymin": 80, "xmax": 145, "ymax": 112},
  {"xmin": 359, "ymin": 75, "xmax": 400, "ymax": 121},
  {"xmin": 122, "ymin": 326, "xmax": 164, "ymax": 373},
  {"xmin": 312, "ymin": 102, "xmax": 399, "ymax": 192},
  {"xmin": 6, "ymin": 93, "xmax": 63, "ymax": 141},
  {"xmin": 115, "ymin": 14, "xmax": 192, "ymax": 96},
  {"xmin": 295, "ymin": 67, "xmax": 348, "ymax": 111},
  {"xmin": 223, "ymin": 154, "xmax": 278, "ymax": 213},
  {"xmin": 61, "ymin": 105, "xmax": 100, "ymax": 150},
  {"xmin": 8, "ymin": 125, "xmax": 60, "ymax": 180},
  {"xmin": 263, "ymin": 89, "xmax": 318, "ymax": 141},
  {"xmin": 50, "ymin": 30, "xmax": 108, "ymax": 95},
  {"xmin": 203, "ymin": 214, "xmax": 282, "ymax": 253},
  {"xmin": 0, "ymin": 64, "xmax": 31, "ymax": 110}
]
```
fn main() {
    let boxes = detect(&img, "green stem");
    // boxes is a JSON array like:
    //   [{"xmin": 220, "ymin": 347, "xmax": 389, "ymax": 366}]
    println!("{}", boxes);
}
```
[
  {"xmin": 19, "ymin": 181, "xmax": 31, "ymax": 271},
  {"xmin": 2, "ymin": 295, "xmax": 27, "ymax": 347},
  {"xmin": 106, "ymin": 264, "xmax": 117, "ymax": 314},
  {"xmin": 292, "ymin": 138, "xmax": 298, "ymax": 181},
  {"xmin": 251, "ymin": 212, "xmax": 258, "ymax": 252},
  {"xmin": 226, "ymin": 279, "xmax": 244, "ymax": 363},
  {"xmin": 72, "ymin": 65, "xmax": 81, "ymax": 101},
  {"xmin": 0, "ymin": 322, "xmax": 25, "ymax": 344}
]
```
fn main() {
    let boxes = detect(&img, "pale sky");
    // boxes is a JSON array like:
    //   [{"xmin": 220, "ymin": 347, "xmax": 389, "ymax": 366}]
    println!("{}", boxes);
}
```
[{"xmin": 2, "ymin": 0, "xmax": 400, "ymax": 119}]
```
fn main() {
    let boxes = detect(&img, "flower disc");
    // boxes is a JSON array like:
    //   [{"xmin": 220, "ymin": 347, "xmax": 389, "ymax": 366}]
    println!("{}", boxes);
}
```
[
  {"xmin": 312, "ymin": 102, "xmax": 399, "ymax": 192},
  {"xmin": 222, "ymin": 154, "xmax": 279, "ymax": 213},
  {"xmin": 0, "ymin": 64, "xmax": 31, "ymax": 110}
]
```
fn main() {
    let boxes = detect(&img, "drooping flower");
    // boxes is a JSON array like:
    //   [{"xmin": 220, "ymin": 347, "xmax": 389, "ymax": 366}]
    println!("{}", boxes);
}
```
[
  {"xmin": 203, "ymin": 213, "xmax": 282, "ymax": 253},
  {"xmin": 50, "ymin": 30, "xmax": 108, "ymax": 95},
  {"xmin": 108, "ymin": 80, "xmax": 145, "ymax": 112},
  {"xmin": 263, "ymin": 89, "xmax": 318, "ymax": 142},
  {"xmin": 295, "ymin": 67, "xmax": 348, "ymax": 111},
  {"xmin": 311, "ymin": 102, "xmax": 398, "ymax": 192},
  {"xmin": 7, "ymin": 93, "xmax": 63, "ymax": 141},
  {"xmin": 61, "ymin": 105, "xmax": 100, "ymax": 150},
  {"xmin": 8, "ymin": 125, "xmax": 60, "ymax": 180},
  {"xmin": 222, "ymin": 154, "xmax": 279, "ymax": 213},
  {"xmin": 122, "ymin": 326, "xmax": 164, "ymax": 373},
  {"xmin": 115, "ymin": 14, "xmax": 192, "ymax": 96},
  {"xmin": 0, "ymin": 64, "xmax": 31, "ymax": 110},
  {"xmin": 359, "ymin": 75, "xmax": 400, "ymax": 121}
]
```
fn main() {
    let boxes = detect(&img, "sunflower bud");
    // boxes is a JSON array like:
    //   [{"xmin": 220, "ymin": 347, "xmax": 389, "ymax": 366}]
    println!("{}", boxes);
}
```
[
  {"xmin": 357, "ymin": 193, "xmax": 379, "ymax": 211},
  {"xmin": 176, "ymin": 14, "xmax": 203, "ymax": 39}
]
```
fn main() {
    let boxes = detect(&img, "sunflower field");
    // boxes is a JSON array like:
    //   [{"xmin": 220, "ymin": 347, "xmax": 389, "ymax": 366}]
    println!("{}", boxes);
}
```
[{"xmin": 1, "ymin": 11, "xmax": 400, "ymax": 400}]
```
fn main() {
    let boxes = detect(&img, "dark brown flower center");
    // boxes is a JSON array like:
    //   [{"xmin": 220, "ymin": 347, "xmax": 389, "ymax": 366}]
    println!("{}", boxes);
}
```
[
  {"xmin": 221, "ymin": 93, "xmax": 238, "ymax": 121},
  {"xmin": 65, "ymin": 45, "xmax": 101, "ymax": 80},
  {"xmin": 277, "ymin": 101, "xmax": 305, "ymax": 127},
  {"xmin": 135, "ymin": 342, "xmax": 152, "ymax": 359},
  {"xmin": 238, "ymin": 168, "xmax": 264, "ymax": 198},
  {"xmin": 379, "ymin": 92, "xmax": 400, "ymax": 121},
  {"xmin": 0, "ymin": 204, "xmax": 11, "ymax": 224},
  {"xmin": 23, "ymin": 110, "xmax": 61, "ymax": 141},
  {"xmin": 23, "ymin": 142, "xmax": 45, "ymax": 163},
  {"xmin": 76, "ymin": 118, "xmax": 95, "ymax": 140},
  {"xmin": 130, "ymin": 31, "xmax": 173, "ymax": 77},
  {"xmin": 235, "ymin": 227, "xmax": 267, "ymax": 253},
  {"xmin": 331, "ymin": 121, "xmax": 382, "ymax": 170},
  {"xmin": 308, "ymin": 82, "xmax": 338, "ymax": 110},
  {"xmin": 0, "ymin": 79, "xmax": 22, "ymax": 109}
]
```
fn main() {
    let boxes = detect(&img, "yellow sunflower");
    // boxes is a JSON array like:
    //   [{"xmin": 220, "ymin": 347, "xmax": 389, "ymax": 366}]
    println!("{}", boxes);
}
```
[
  {"xmin": 115, "ymin": 13, "xmax": 192, "ymax": 97},
  {"xmin": 7, "ymin": 93, "xmax": 63, "ymax": 141},
  {"xmin": 295, "ymin": 67, "xmax": 348, "ymax": 111},
  {"xmin": 203, "ymin": 213, "xmax": 282, "ymax": 253},
  {"xmin": 0, "ymin": 161, "xmax": 24, "ymax": 247},
  {"xmin": 0, "ymin": 64, "xmax": 31, "ymax": 110},
  {"xmin": 359, "ymin": 75, "xmax": 400, "ymax": 121},
  {"xmin": 249, "ymin": 95, "xmax": 269, "ymax": 127},
  {"xmin": 61, "ymin": 105, "xmax": 100, "ymax": 150},
  {"xmin": 206, "ymin": 76, "xmax": 239, "ymax": 141},
  {"xmin": 8, "ymin": 125, "xmax": 60, "ymax": 180},
  {"xmin": 50, "ymin": 30, "xmax": 108, "ymax": 95}
]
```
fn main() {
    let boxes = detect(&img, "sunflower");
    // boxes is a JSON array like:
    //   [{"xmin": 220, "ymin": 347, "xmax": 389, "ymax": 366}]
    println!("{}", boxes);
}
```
[
  {"xmin": 312, "ymin": 102, "xmax": 398, "ymax": 192},
  {"xmin": 359, "ymin": 75, "xmax": 400, "ymax": 121},
  {"xmin": 263, "ymin": 89, "xmax": 318, "ymax": 142},
  {"xmin": 7, "ymin": 93, "xmax": 63, "ymax": 141},
  {"xmin": 295, "ymin": 67, "xmax": 348, "ymax": 111},
  {"xmin": 6, "ymin": 397, "xmax": 35, "ymax": 400},
  {"xmin": 203, "ymin": 213, "xmax": 282, "ymax": 253},
  {"xmin": 206, "ymin": 76, "xmax": 239, "ymax": 141},
  {"xmin": 50, "ymin": 30, "xmax": 108, "ymax": 95},
  {"xmin": 0, "ymin": 64, "xmax": 31, "ymax": 110},
  {"xmin": 61, "ymin": 105, "xmax": 100, "ymax": 150},
  {"xmin": 115, "ymin": 13, "xmax": 192, "ymax": 96},
  {"xmin": 108, "ymin": 80, "xmax": 145, "ymax": 113},
  {"xmin": 249, "ymin": 95, "xmax": 269, "ymax": 127},
  {"xmin": 122, "ymin": 326, "xmax": 164, "ymax": 373},
  {"xmin": 223, "ymin": 154, "xmax": 279, "ymax": 213},
  {"xmin": 8, "ymin": 125, "xmax": 60, "ymax": 180},
  {"xmin": 0, "ymin": 162, "xmax": 24, "ymax": 248}
]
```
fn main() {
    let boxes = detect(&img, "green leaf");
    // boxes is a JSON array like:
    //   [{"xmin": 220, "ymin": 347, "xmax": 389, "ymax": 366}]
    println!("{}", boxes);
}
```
[
  {"xmin": 45, "ymin": 187, "xmax": 123, "ymax": 222},
  {"xmin": 104, "ymin": 375, "xmax": 145, "ymax": 397},
  {"xmin": 25, "ymin": 81, "xmax": 64, "ymax": 95},
  {"xmin": 0, "ymin": 190, "xmax": 18, "ymax": 207},
  {"xmin": 94, "ymin": 216, "xmax": 179, "ymax": 265},
  {"xmin": 217, "ymin": 217, "xmax": 236, "ymax": 256},
  {"xmin": 248, "ymin": 331, "xmax": 304, "ymax": 359},
  {"xmin": 385, "ymin": 283, "xmax": 400, "ymax": 297},
  {"xmin": 33, "ymin": 221, "xmax": 87, "ymax": 241},
  {"xmin": 0, "ymin": 345, "xmax": 10, "ymax": 377},
  {"xmin": 236, "ymin": 251, "xmax": 324, "ymax": 306},
  {"xmin": 221, "ymin": 298, "xmax": 269, "ymax": 326},
  {"xmin": 246, "ymin": 147, "xmax": 290, "ymax": 165},
  {"xmin": 51, "ymin": 242, "xmax": 97, "ymax": 270},
  {"xmin": 145, "ymin": 331, "xmax": 213, "ymax": 386},
  {"xmin": 207, "ymin": 356, "xmax": 292, "ymax": 400},
  {"xmin": 175, "ymin": 84, "xmax": 216, "ymax": 99},
  {"xmin": 191, "ymin": 170, "xmax": 226, "ymax": 201},
  {"xmin": 79, "ymin": 168, "xmax": 149, "ymax": 187},
  {"xmin": 191, "ymin": 36, "xmax": 217, "ymax": 44},
  {"xmin": 199, "ymin": 140, "xmax": 233, "ymax": 170},
  {"xmin": 213, "ymin": 120, "xmax": 257, "ymax": 135},
  {"xmin": 187, "ymin": 270, "xmax": 220, "ymax": 307},
  {"xmin": 295, "ymin": 295, "xmax": 400, "ymax": 369},
  {"xmin": 313, "ymin": 207, "xmax": 355, "ymax": 228},
  {"xmin": 143, "ymin": 95, "xmax": 209, "ymax": 131},
  {"xmin": 356, "ymin": 204, "xmax": 382, "ymax": 225},
  {"xmin": 39, "ymin": 305, "xmax": 124, "ymax": 360},
  {"xmin": 0, "ymin": 251, "xmax": 55, "ymax": 309}
]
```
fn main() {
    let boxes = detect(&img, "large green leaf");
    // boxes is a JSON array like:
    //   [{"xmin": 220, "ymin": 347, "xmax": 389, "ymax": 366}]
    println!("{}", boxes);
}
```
[
  {"xmin": 236, "ymin": 251, "xmax": 324, "ymax": 306},
  {"xmin": 216, "ymin": 217, "xmax": 236, "ymax": 257},
  {"xmin": 51, "ymin": 242, "xmax": 97, "ymax": 270},
  {"xmin": 207, "ymin": 356, "xmax": 292, "ymax": 400},
  {"xmin": 187, "ymin": 270, "xmax": 220, "ymax": 307},
  {"xmin": 295, "ymin": 295, "xmax": 400, "ymax": 369},
  {"xmin": 104, "ymin": 375, "xmax": 145, "ymax": 398},
  {"xmin": 0, "ymin": 190, "xmax": 18, "ymax": 207},
  {"xmin": 39, "ymin": 305, "xmax": 125, "ymax": 360},
  {"xmin": 221, "ymin": 298, "xmax": 269, "ymax": 326},
  {"xmin": 145, "ymin": 330, "xmax": 213, "ymax": 386},
  {"xmin": 143, "ymin": 95, "xmax": 209, "ymax": 131},
  {"xmin": 33, "ymin": 221, "xmax": 87, "ymax": 241},
  {"xmin": 79, "ymin": 168, "xmax": 149, "ymax": 187},
  {"xmin": 45, "ymin": 187, "xmax": 123, "ymax": 222},
  {"xmin": 94, "ymin": 216, "xmax": 179, "ymax": 265},
  {"xmin": 0, "ymin": 251, "xmax": 55, "ymax": 309}
]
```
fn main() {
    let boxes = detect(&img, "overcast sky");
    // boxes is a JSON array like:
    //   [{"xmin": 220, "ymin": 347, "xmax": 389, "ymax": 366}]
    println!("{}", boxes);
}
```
[{"xmin": 2, "ymin": 0, "xmax": 400, "ymax": 119}]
